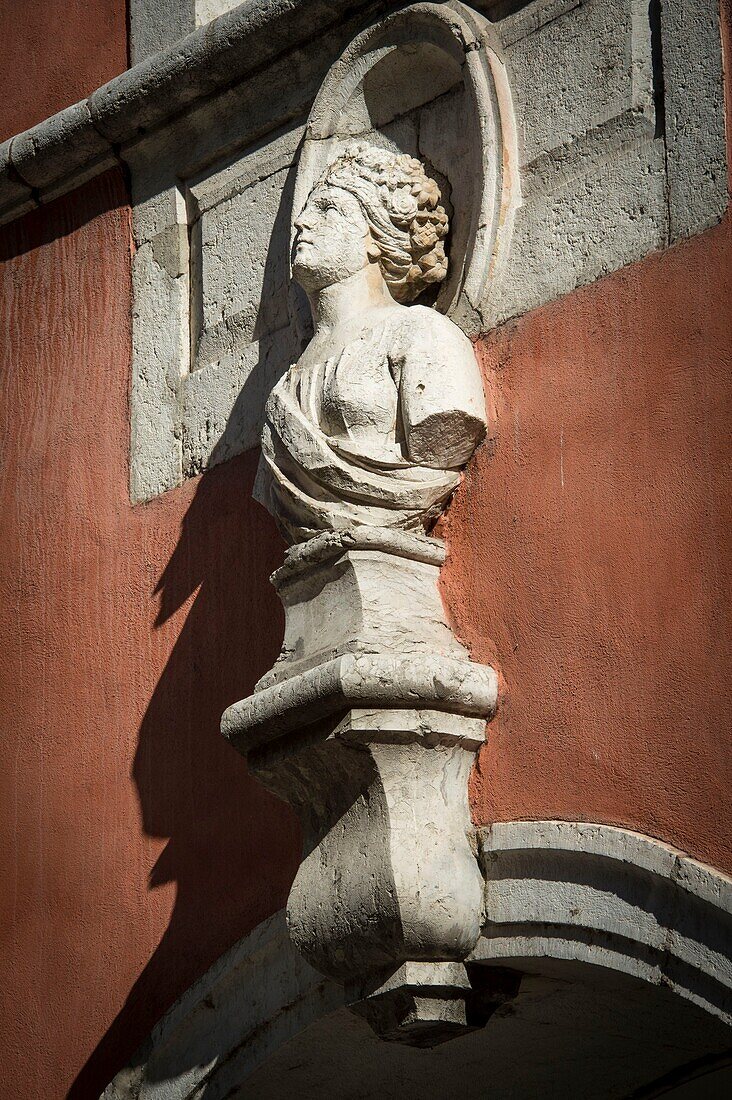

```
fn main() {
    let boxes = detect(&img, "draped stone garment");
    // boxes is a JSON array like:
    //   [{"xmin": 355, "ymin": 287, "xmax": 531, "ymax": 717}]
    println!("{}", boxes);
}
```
[{"xmin": 255, "ymin": 306, "xmax": 487, "ymax": 543}]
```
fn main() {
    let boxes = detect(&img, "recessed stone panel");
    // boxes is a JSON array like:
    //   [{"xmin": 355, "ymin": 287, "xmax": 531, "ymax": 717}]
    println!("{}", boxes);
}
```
[
  {"xmin": 126, "ymin": 0, "xmax": 728, "ymax": 502},
  {"xmin": 498, "ymin": 134, "xmax": 668, "ymax": 324},
  {"xmin": 192, "ymin": 166, "xmax": 292, "ymax": 370},
  {"xmin": 507, "ymin": 0, "xmax": 654, "ymax": 169},
  {"xmin": 180, "ymin": 325, "xmax": 301, "ymax": 478}
]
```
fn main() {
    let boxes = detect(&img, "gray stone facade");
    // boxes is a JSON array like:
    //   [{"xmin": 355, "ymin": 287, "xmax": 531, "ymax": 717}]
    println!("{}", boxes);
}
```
[
  {"xmin": 0, "ymin": 1, "xmax": 726, "ymax": 502},
  {"xmin": 126, "ymin": 0, "xmax": 728, "ymax": 501}
]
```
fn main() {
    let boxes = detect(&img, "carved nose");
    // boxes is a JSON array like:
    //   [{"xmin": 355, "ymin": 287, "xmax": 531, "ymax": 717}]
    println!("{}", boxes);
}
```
[{"xmin": 295, "ymin": 209, "xmax": 316, "ymax": 233}]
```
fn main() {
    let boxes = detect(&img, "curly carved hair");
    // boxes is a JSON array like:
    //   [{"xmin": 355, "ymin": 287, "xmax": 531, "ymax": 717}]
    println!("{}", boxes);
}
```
[{"xmin": 319, "ymin": 141, "xmax": 449, "ymax": 303}]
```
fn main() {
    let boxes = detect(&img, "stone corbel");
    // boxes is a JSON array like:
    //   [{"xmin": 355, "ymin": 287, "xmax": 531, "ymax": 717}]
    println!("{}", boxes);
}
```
[{"xmin": 222, "ymin": 527, "xmax": 497, "ymax": 1042}]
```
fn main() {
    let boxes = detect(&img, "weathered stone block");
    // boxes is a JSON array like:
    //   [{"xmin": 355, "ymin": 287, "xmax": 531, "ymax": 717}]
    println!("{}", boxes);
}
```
[
  {"xmin": 179, "ymin": 325, "xmax": 299, "ymax": 477},
  {"xmin": 498, "ymin": 135, "xmax": 667, "ymax": 322},
  {"xmin": 661, "ymin": 0, "xmax": 728, "ymax": 241},
  {"xmin": 193, "ymin": 166, "xmax": 291, "ymax": 367},
  {"xmin": 506, "ymin": 0, "xmax": 654, "ymax": 168}
]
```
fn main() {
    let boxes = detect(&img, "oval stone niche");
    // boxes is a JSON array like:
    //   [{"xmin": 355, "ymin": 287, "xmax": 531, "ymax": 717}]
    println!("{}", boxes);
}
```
[{"xmin": 292, "ymin": 1, "xmax": 520, "ymax": 335}]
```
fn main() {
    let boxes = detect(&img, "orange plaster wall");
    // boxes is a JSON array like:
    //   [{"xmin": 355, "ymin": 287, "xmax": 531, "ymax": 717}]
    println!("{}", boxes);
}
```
[
  {"xmin": 0, "ymin": 4, "xmax": 731, "ymax": 1099},
  {"xmin": 442, "ymin": 0, "xmax": 732, "ymax": 878},
  {"xmin": 0, "ymin": 0, "xmax": 128, "ymax": 142},
  {"xmin": 443, "ymin": 173, "xmax": 732, "ymax": 878},
  {"xmin": 0, "ymin": 173, "xmax": 299, "ymax": 1098}
]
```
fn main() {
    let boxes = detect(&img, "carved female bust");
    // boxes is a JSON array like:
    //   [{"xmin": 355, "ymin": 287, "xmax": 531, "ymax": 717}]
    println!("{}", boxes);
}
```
[{"xmin": 255, "ymin": 142, "xmax": 487, "ymax": 544}]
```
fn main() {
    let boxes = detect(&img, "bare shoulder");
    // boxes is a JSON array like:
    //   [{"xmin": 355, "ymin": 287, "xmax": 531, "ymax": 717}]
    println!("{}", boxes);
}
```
[{"xmin": 390, "ymin": 304, "xmax": 474, "ymax": 357}]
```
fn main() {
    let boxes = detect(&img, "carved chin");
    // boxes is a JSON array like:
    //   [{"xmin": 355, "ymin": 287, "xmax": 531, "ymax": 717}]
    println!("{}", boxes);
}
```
[
  {"xmin": 292, "ymin": 256, "xmax": 331, "ymax": 292},
  {"xmin": 292, "ymin": 254, "xmax": 314, "ymax": 278}
]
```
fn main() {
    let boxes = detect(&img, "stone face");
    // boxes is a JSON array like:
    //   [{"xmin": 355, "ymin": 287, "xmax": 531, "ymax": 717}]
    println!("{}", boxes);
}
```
[
  {"xmin": 129, "ymin": 189, "xmax": 189, "ymax": 503},
  {"xmin": 91, "ymin": 0, "xmax": 350, "ymax": 143},
  {"xmin": 293, "ymin": 3, "xmax": 520, "ymax": 335},
  {"xmin": 129, "ymin": 2, "xmax": 255, "ymax": 67},
  {"xmin": 179, "ymin": 324, "xmax": 299, "ymax": 477},
  {"xmin": 494, "ymin": 0, "xmax": 663, "ymax": 324},
  {"xmin": 127, "ymin": 115, "xmax": 308, "ymax": 499},
  {"xmin": 507, "ymin": 0, "xmax": 654, "ymax": 166},
  {"xmin": 255, "ymin": 141, "xmax": 490, "ymax": 542},
  {"xmin": 123, "ymin": 0, "xmax": 518, "ymax": 499},
  {"xmin": 499, "ymin": 135, "xmax": 668, "ymax": 322}
]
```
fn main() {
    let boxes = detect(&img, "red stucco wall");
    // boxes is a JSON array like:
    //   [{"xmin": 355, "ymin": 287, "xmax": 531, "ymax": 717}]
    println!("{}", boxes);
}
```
[
  {"xmin": 441, "ymin": 2, "xmax": 732, "ymax": 877},
  {"xmin": 443, "ymin": 209, "xmax": 732, "ymax": 874},
  {"xmin": 0, "ymin": 0, "xmax": 128, "ymax": 142},
  {"xmin": 0, "ymin": 4, "xmax": 730, "ymax": 1099},
  {"xmin": 0, "ymin": 173, "xmax": 299, "ymax": 1097}
]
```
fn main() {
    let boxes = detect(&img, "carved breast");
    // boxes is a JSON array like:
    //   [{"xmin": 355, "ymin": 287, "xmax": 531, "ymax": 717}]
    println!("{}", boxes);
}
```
[{"xmin": 318, "ymin": 339, "xmax": 398, "ymax": 444}]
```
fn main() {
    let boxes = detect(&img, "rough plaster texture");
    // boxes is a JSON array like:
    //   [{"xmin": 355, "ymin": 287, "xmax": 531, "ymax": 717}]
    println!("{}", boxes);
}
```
[
  {"xmin": 0, "ymin": 173, "xmax": 300, "ymax": 1099},
  {"xmin": 0, "ymin": 0, "xmax": 127, "ymax": 143},
  {"xmin": 103, "ymin": 824, "xmax": 732, "ymax": 1098},
  {"xmin": 441, "ymin": 187, "xmax": 732, "ymax": 878}
]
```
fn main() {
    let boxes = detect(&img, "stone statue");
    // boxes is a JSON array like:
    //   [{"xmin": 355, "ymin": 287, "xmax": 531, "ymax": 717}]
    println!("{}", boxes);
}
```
[
  {"xmin": 255, "ymin": 142, "xmax": 488, "ymax": 543},
  {"xmin": 226, "ymin": 140, "xmax": 499, "ymax": 1044}
]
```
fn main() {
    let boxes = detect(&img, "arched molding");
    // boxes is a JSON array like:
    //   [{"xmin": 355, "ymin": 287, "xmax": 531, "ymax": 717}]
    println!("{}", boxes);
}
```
[
  {"xmin": 292, "ymin": 1, "xmax": 521, "ymax": 335},
  {"xmin": 475, "ymin": 820, "xmax": 732, "ymax": 1026},
  {"xmin": 103, "ymin": 823, "xmax": 732, "ymax": 1097}
]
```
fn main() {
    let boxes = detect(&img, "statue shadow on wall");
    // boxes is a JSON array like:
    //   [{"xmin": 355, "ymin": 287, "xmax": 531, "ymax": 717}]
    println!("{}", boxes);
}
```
[{"xmin": 68, "ymin": 141, "xmax": 305, "ymax": 1100}]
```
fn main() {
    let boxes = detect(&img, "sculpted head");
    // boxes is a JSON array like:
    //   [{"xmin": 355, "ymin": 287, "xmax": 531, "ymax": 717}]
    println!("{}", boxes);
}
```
[{"xmin": 292, "ymin": 142, "xmax": 449, "ymax": 303}]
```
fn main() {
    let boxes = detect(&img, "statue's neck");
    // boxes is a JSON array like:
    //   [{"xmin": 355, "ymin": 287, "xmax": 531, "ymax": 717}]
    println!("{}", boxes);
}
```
[{"xmin": 309, "ymin": 264, "xmax": 393, "ymax": 336}]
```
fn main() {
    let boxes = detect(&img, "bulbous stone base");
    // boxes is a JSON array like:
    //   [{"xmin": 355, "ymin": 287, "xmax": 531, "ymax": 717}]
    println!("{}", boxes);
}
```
[{"xmin": 221, "ymin": 526, "xmax": 498, "ymax": 1041}]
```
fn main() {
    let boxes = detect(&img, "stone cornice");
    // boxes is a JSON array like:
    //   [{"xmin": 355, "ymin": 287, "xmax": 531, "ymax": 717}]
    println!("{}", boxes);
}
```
[{"xmin": 0, "ymin": 0, "xmax": 403, "ymax": 226}]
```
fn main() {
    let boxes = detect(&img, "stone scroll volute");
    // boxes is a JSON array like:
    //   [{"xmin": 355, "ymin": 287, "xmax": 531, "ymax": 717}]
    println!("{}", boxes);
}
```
[{"xmin": 222, "ymin": 2, "xmax": 517, "ymax": 1045}]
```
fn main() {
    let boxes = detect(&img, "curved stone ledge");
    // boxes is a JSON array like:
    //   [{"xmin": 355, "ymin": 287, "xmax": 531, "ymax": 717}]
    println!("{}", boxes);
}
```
[
  {"xmin": 223, "ymin": 651, "xmax": 498, "ymax": 751},
  {"xmin": 10, "ymin": 100, "xmax": 115, "ymax": 199},
  {"xmin": 475, "ymin": 820, "xmax": 732, "ymax": 1026},
  {"xmin": 0, "ymin": 0, "xmax": 390, "ymax": 225},
  {"xmin": 102, "ymin": 822, "xmax": 732, "ymax": 1098}
]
